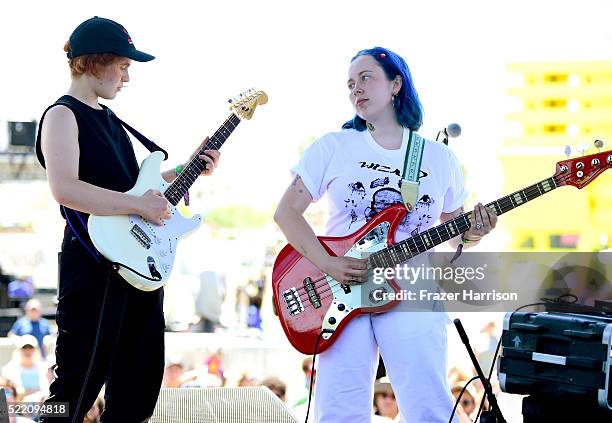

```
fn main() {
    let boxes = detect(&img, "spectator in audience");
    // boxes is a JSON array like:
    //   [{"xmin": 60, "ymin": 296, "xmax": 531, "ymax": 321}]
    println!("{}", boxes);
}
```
[
  {"xmin": 161, "ymin": 356, "xmax": 185, "ymax": 389},
  {"xmin": 8, "ymin": 299, "xmax": 53, "ymax": 358},
  {"xmin": 373, "ymin": 377, "xmax": 400, "ymax": 422},
  {"xmin": 292, "ymin": 357, "xmax": 316, "ymax": 422},
  {"xmin": 0, "ymin": 376, "xmax": 36, "ymax": 423},
  {"xmin": 302, "ymin": 356, "xmax": 315, "ymax": 390},
  {"xmin": 447, "ymin": 366, "xmax": 471, "ymax": 387},
  {"xmin": 261, "ymin": 376, "xmax": 287, "ymax": 403},
  {"xmin": 451, "ymin": 380, "xmax": 478, "ymax": 422},
  {"xmin": 237, "ymin": 371, "xmax": 258, "ymax": 387},
  {"xmin": 7, "ymin": 276, "xmax": 35, "ymax": 305},
  {"xmin": 1, "ymin": 335, "xmax": 49, "ymax": 401},
  {"xmin": 0, "ymin": 264, "xmax": 12, "ymax": 307},
  {"xmin": 476, "ymin": 321, "xmax": 499, "ymax": 376},
  {"xmin": 293, "ymin": 356, "xmax": 316, "ymax": 408},
  {"xmin": 205, "ymin": 348, "xmax": 224, "ymax": 380}
]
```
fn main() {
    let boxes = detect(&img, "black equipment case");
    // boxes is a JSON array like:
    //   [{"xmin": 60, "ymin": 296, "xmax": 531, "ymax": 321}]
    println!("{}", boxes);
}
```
[{"xmin": 498, "ymin": 312, "xmax": 612, "ymax": 411}]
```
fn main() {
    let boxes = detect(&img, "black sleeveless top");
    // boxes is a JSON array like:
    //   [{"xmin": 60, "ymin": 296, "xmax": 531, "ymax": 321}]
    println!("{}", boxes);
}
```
[{"xmin": 35, "ymin": 95, "xmax": 140, "ymax": 242}]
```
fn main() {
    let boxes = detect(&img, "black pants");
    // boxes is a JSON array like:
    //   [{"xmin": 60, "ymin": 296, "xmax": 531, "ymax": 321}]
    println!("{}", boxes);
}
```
[{"xmin": 41, "ymin": 228, "xmax": 165, "ymax": 422}]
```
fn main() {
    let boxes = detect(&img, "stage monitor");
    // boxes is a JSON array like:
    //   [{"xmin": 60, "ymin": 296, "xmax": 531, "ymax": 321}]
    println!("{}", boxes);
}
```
[{"xmin": 8, "ymin": 121, "xmax": 37, "ymax": 149}]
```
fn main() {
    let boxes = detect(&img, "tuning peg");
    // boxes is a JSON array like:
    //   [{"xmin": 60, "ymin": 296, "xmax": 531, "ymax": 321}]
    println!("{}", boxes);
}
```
[
  {"xmin": 228, "ymin": 98, "xmax": 233, "ymax": 104},
  {"xmin": 594, "ymin": 139, "xmax": 604, "ymax": 152},
  {"xmin": 564, "ymin": 145, "xmax": 572, "ymax": 158}
]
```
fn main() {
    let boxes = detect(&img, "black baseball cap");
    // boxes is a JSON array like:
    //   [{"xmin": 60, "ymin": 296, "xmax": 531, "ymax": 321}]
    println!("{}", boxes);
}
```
[{"xmin": 67, "ymin": 16, "xmax": 155, "ymax": 62}]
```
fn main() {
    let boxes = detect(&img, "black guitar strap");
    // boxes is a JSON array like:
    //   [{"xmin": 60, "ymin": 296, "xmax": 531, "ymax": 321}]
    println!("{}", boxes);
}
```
[{"xmin": 52, "ymin": 100, "xmax": 169, "ymax": 159}]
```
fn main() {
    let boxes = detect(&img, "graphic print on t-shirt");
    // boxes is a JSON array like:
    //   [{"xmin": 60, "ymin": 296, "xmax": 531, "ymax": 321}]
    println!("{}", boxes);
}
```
[
  {"xmin": 343, "ymin": 160, "xmax": 433, "ymax": 232},
  {"xmin": 345, "ymin": 181, "xmax": 368, "ymax": 228}
]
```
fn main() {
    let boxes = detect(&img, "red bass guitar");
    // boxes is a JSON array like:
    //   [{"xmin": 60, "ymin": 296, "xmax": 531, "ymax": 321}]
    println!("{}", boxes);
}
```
[{"xmin": 272, "ymin": 148, "xmax": 611, "ymax": 354}]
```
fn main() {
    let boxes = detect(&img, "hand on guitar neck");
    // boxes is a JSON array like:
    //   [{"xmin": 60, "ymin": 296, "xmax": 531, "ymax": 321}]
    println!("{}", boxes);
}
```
[{"xmin": 185, "ymin": 136, "xmax": 221, "ymax": 177}]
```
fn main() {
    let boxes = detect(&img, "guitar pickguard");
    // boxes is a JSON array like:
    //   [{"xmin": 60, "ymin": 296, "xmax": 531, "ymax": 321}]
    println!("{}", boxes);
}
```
[{"xmin": 321, "ymin": 221, "xmax": 394, "ymax": 338}]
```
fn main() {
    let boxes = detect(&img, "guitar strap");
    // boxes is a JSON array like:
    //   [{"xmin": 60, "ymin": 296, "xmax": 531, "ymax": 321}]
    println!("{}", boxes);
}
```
[
  {"xmin": 103, "ymin": 107, "xmax": 169, "ymax": 160},
  {"xmin": 400, "ymin": 129, "xmax": 426, "ymax": 212},
  {"xmin": 53, "ymin": 100, "xmax": 169, "ymax": 159}
]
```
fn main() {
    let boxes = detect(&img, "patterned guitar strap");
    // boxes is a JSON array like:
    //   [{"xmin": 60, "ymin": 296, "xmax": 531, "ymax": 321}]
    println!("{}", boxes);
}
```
[{"xmin": 400, "ymin": 129, "xmax": 426, "ymax": 212}]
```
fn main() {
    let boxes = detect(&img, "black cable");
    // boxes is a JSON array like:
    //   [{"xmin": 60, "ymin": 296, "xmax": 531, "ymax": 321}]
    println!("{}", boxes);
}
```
[
  {"xmin": 110, "ymin": 261, "xmax": 162, "ymax": 282},
  {"xmin": 69, "ymin": 268, "xmax": 111, "ymax": 423},
  {"xmin": 448, "ymin": 375, "xmax": 480, "ymax": 423},
  {"xmin": 304, "ymin": 330, "xmax": 332, "ymax": 423}
]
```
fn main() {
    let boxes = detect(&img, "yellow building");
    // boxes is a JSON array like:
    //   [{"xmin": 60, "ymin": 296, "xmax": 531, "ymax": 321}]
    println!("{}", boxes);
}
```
[{"xmin": 501, "ymin": 61, "xmax": 612, "ymax": 251}]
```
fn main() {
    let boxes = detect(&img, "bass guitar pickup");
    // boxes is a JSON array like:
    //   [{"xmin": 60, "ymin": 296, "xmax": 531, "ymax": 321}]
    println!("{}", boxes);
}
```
[{"xmin": 304, "ymin": 277, "xmax": 321, "ymax": 309}]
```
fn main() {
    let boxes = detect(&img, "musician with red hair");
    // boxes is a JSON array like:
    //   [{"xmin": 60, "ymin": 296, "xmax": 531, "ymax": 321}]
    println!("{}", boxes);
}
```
[{"xmin": 35, "ymin": 17, "xmax": 219, "ymax": 422}]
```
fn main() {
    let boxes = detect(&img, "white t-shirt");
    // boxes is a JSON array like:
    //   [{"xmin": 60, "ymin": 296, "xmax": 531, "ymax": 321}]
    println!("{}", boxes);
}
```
[{"xmin": 292, "ymin": 127, "xmax": 468, "ymax": 243}]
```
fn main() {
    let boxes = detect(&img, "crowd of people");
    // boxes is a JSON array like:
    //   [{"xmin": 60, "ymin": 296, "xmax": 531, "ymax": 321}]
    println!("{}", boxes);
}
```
[{"xmin": 0, "ymin": 293, "xmax": 500, "ymax": 422}]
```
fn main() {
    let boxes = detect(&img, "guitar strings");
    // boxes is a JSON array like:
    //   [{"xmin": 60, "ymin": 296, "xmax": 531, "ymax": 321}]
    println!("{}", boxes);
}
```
[
  {"xmin": 285, "ymin": 171, "xmax": 579, "ymax": 313},
  {"xmin": 164, "ymin": 114, "xmax": 239, "ymax": 203},
  {"xmin": 291, "ymin": 175, "xmax": 560, "ymax": 304}
]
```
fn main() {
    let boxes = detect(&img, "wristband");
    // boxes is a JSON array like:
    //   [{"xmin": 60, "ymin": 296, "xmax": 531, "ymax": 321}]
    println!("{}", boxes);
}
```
[{"xmin": 174, "ymin": 165, "xmax": 190, "ymax": 206}]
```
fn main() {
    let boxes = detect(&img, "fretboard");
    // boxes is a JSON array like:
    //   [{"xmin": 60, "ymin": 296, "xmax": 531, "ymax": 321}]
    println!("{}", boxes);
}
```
[
  {"xmin": 368, "ymin": 176, "xmax": 559, "ymax": 269},
  {"xmin": 164, "ymin": 113, "xmax": 241, "ymax": 205}
]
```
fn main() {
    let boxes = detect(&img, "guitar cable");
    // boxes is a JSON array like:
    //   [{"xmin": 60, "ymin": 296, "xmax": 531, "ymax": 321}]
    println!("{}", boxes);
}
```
[{"xmin": 304, "ymin": 329, "xmax": 334, "ymax": 423}]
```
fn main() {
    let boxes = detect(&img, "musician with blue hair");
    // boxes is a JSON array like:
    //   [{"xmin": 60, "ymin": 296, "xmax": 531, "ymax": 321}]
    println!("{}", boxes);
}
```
[{"xmin": 274, "ymin": 46, "xmax": 497, "ymax": 422}]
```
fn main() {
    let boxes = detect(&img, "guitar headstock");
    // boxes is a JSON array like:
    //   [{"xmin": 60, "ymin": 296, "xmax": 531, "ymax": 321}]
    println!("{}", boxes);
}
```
[
  {"xmin": 554, "ymin": 147, "xmax": 612, "ymax": 189},
  {"xmin": 229, "ymin": 89, "xmax": 268, "ymax": 120}
]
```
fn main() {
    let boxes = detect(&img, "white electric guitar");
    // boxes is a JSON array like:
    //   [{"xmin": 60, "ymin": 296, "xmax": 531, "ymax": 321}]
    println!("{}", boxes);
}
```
[{"xmin": 88, "ymin": 89, "xmax": 268, "ymax": 291}]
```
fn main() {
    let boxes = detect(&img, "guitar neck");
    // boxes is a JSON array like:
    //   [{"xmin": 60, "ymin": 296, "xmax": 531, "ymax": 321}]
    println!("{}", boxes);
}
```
[
  {"xmin": 164, "ymin": 113, "xmax": 241, "ymax": 205},
  {"xmin": 369, "ymin": 175, "xmax": 560, "ymax": 269}
]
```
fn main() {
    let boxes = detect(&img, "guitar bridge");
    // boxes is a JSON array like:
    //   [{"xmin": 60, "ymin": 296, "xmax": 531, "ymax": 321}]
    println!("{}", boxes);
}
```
[
  {"xmin": 130, "ymin": 224, "xmax": 151, "ymax": 249},
  {"xmin": 283, "ymin": 288, "xmax": 304, "ymax": 315}
]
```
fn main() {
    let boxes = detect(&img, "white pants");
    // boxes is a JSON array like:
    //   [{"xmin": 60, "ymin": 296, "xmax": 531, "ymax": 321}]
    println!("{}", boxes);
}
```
[{"xmin": 314, "ymin": 311, "xmax": 458, "ymax": 423}]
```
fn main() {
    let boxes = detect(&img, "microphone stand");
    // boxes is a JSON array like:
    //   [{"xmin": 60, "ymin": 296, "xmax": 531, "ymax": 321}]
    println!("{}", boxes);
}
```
[
  {"xmin": 435, "ymin": 128, "xmax": 449, "ymax": 145},
  {"xmin": 453, "ymin": 319, "xmax": 506, "ymax": 423}
]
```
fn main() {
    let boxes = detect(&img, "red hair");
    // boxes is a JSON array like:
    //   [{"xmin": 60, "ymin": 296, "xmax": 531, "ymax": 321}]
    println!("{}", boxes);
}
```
[{"xmin": 63, "ymin": 41, "xmax": 122, "ymax": 78}]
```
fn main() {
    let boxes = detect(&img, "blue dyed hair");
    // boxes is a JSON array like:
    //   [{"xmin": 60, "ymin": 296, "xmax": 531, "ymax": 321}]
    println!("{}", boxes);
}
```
[{"xmin": 342, "ymin": 47, "xmax": 423, "ymax": 132}]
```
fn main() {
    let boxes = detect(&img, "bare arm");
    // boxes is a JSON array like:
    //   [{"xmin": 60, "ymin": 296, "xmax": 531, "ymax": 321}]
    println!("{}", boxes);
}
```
[
  {"xmin": 41, "ymin": 106, "xmax": 170, "ymax": 224},
  {"xmin": 273, "ymin": 175, "xmax": 367, "ymax": 284}
]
